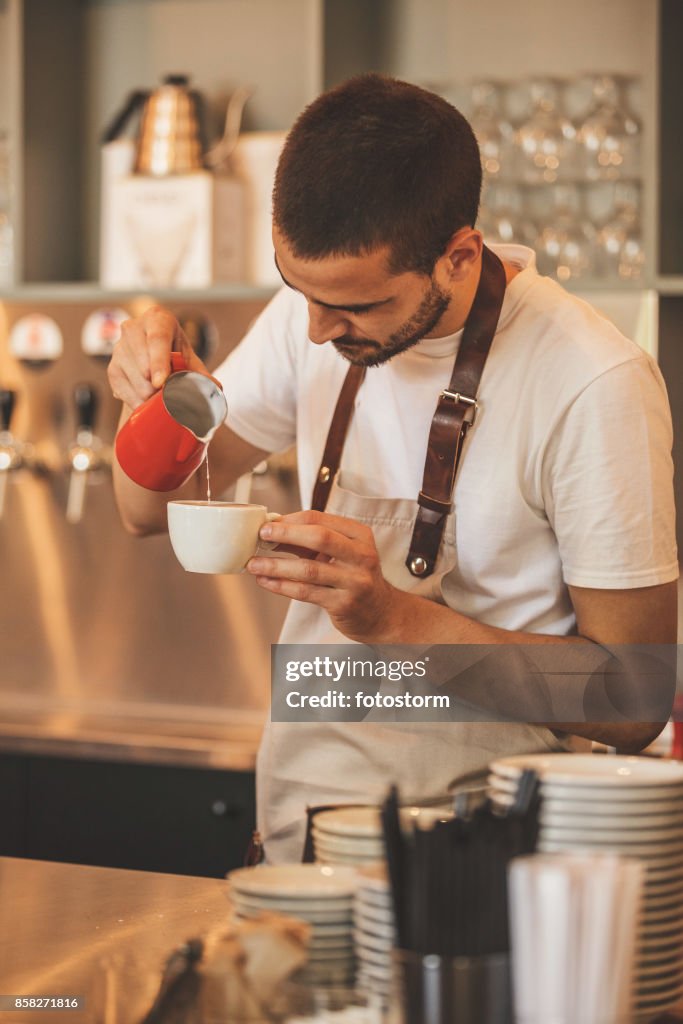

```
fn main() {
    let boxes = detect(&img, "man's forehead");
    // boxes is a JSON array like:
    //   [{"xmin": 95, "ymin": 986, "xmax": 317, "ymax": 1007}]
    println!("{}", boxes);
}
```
[{"xmin": 272, "ymin": 233, "xmax": 415, "ymax": 305}]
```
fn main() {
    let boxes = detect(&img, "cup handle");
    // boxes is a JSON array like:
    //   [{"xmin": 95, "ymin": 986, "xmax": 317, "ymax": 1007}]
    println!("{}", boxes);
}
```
[{"xmin": 258, "ymin": 512, "xmax": 281, "ymax": 552}]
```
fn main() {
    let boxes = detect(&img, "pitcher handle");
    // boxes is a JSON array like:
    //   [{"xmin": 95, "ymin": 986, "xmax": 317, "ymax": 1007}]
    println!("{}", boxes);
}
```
[
  {"xmin": 101, "ymin": 89, "xmax": 149, "ymax": 144},
  {"xmin": 170, "ymin": 352, "xmax": 188, "ymax": 373},
  {"xmin": 169, "ymin": 351, "xmax": 224, "ymax": 392}
]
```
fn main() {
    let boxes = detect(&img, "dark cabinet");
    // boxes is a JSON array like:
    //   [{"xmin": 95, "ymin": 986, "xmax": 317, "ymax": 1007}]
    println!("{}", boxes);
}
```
[
  {"xmin": 0, "ymin": 754, "xmax": 28, "ymax": 857},
  {"xmin": 0, "ymin": 752, "xmax": 255, "ymax": 877}
]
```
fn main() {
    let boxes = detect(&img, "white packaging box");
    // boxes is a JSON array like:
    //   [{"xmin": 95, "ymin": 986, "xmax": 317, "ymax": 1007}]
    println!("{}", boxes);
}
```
[
  {"xmin": 231, "ymin": 131, "xmax": 287, "ymax": 286},
  {"xmin": 100, "ymin": 167, "xmax": 245, "ymax": 289}
]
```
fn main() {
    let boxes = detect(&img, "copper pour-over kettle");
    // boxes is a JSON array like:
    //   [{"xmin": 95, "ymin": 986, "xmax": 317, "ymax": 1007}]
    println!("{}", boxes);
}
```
[{"xmin": 102, "ymin": 74, "xmax": 250, "ymax": 176}]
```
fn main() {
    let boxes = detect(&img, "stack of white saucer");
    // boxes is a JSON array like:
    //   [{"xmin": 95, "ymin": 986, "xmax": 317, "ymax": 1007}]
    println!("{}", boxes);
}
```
[
  {"xmin": 353, "ymin": 864, "xmax": 396, "ymax": 999},
  {"xmin": 313, "ymin": 804, "xmax": 455, "ymax": 867},
  {"xmin": 227, "ymin": 864, "xmax": 358, "ymax": 986},
  {"xmin": 313, "ymin": 808, "xmax": 385, "ymax": 866},
  {"xmin": 489, "ymin": 753, "xmax": 683, "ymax": 1021}
]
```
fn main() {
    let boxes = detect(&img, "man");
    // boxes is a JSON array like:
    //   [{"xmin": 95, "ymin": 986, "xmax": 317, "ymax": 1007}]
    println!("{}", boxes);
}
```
[{"xmin": 109, "ymin": 74, "xmax": 678, "ymax": 862}]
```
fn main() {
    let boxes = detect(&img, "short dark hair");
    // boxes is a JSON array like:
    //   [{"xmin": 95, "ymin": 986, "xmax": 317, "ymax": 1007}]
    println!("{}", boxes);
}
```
[{"xmin": 273, "ymin": 73, "xmax": 482, "ymax": 277}]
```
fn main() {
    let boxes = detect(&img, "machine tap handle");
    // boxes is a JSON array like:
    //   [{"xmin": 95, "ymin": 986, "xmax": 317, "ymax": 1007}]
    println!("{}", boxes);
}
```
[
  {"xmin": 74, "ymin": 383, "xmax": 99, "ymax": 433},
  {"xmin": 0, "ymin": 389, "xmax": 17, "ymax": 433}
]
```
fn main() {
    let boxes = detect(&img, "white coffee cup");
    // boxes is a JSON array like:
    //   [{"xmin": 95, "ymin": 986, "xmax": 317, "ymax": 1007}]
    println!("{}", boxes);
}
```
[{"xmin": 167, "ymin": 500, "xmax": 280, "ymax": 574}]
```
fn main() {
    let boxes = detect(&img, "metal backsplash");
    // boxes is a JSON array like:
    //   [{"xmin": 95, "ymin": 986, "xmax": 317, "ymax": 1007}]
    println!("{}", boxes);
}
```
[{"xmin": 0, "ymin": 296, "xmax": 296, "ymax": 728}]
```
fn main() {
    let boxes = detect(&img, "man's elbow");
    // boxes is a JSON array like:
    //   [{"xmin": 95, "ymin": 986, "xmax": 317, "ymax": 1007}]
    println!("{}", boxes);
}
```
[
  {"xmin": 119, "ymin": 511, "xmax": 165, "ymax": 538},
  {"xmin": 613, "ymin": 721, "xmax": 667, "ymax": 754}
]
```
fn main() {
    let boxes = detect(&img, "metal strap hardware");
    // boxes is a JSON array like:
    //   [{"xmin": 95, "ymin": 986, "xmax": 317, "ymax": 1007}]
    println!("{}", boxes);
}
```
[{"xmin": 441, "ymin": 390, "xmax": 479, "ymax": 425}]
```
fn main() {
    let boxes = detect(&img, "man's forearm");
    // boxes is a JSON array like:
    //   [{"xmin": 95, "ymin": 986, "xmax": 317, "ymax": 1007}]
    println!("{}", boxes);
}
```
[
  {"xmin": 373, "ymin": 587, "xmax": 673, "ymax": 752},
  {"xmin": 374, "ymin": 586, "xmax": 581, "ymax": 646}
]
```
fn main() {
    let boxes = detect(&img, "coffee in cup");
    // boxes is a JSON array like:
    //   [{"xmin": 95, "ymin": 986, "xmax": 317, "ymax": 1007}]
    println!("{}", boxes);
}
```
[{"xmin": 167, "ymin": 501, "xmax": 280, "ymax": 574}]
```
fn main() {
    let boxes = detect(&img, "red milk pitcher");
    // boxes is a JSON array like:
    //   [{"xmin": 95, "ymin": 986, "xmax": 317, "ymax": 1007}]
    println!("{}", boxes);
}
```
[{"xmin": 115, "ymin": 353, "xmax": 227, "ymax": 491}]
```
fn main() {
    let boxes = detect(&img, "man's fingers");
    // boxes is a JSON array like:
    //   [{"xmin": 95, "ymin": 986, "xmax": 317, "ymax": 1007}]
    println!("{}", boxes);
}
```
[
  {"xmin": 108, "ymin": 321, "xmax": 156, "ymax": 409},
  {"xmin": 284, "ymin": 510, "xmax": 370, "ymax": 541},
  {"xmin": 108, "ymin": 306, "xmax": 211, "ymax": 409},
  {"xmin": 142, "ymin": 307, "xmax": 182, "ymax": 388},
  {"xmin": 248, "ymin": 554, "xmax": 350, "ymax": 589},
  {"xmin": 259, "ymin": 521, "xmax": 360, "ymax": 561},
  {"xmin": 108, "ymin": 361, "xmax": 155, "ymax": 410},
  {"xmin": 264, "ymin": 510, "xmax": 370, "ymax": 545},
  {"xmin": 268, "ymin": 542, "xmax": 322, "ymax": 560}
]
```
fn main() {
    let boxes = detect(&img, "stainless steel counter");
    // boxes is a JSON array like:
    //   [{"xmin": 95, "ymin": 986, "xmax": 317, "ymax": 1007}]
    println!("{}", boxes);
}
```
[
  {"xmin": 2, "ymin": 857, "xmax": 683, "ymax": 1024},
  {"xmin": 0, "ymin": 856, "xmax": 230, "ymax": 1024}
]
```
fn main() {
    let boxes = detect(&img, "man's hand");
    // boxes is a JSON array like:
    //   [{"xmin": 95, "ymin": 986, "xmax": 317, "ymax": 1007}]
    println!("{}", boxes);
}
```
[
  {"xmin": 246, "ymin": 510, "xmax": 408, "ymax": 643},
  {"xmin": 107, "ymin": 305, "xmax": 209, "ymax": 410}
]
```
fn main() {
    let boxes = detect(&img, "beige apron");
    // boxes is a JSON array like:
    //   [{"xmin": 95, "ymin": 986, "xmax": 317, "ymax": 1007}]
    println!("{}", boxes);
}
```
[{"xmin": 256, "ymin": 477, "xmax": 567, "ymax": 863}]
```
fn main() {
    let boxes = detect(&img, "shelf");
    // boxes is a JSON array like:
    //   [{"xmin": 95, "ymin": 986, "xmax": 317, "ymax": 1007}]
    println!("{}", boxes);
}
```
[
  {"xmin": 0, "ymin": 277, "xmax": 662, "ymax": 307},
  {"xmin": 655, "ymin": 277, "xmax": 683, "ymax": 296},
  {"xmin": 0, "ymin": 281, "xmax": 278, "ymax": 305},
  {"xmin": 561, "ymin": 278, "xmax": 657, "ymax": 294}
]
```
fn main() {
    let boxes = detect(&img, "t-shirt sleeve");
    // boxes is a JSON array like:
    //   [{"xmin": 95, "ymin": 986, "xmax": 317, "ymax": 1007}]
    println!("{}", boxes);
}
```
[
  {"xmin": 212, "ymin": 287, "xmax": 301, "ymax": 453},
  {"xmin": 541, "ymin": 355, "xmax": 679, "ymax": 589}
]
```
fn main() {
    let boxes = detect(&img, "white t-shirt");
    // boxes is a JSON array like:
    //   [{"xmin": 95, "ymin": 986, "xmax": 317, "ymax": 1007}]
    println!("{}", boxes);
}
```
[{"xmin": 215, "ymin": 244, "xmax": 678, "ymax": 636}]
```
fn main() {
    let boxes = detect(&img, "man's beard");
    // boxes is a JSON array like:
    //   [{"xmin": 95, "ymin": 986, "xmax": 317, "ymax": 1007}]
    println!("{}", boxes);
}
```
[{"xmin": 332, "ymin": 278, "xmax": 452, "ymax": 368}]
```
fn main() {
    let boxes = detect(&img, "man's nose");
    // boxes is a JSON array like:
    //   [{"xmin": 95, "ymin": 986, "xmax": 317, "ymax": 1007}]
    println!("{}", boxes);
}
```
[{"xmin": 307, "ymin": 302, "xmax": 348, "ymax": 345}]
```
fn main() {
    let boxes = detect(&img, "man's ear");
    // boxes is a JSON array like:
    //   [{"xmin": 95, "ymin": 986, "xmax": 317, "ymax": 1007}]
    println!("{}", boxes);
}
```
[{"xmin": 441, "ymin": 227, "xmax": 483, "ymax": 281}]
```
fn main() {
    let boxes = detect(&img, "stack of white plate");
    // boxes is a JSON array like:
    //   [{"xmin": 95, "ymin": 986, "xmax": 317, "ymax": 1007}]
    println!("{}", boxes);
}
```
[
  {"xmin": 313, "ymin": 807, "xmax": 385, "ymax": 866},
  {"xmin": 227, "ymin": 864, "xmax": 359, "ymax": 985},
  {"xmin": 489, "ymin": 753, "xmax": 683, "ymax": 1021},
  {"xmin": 353, "ymin": 863, "xmax": 396, "ymax": 999},
  {"xmin": 313, "ymin": 804, "xmax": 455, "ymax": 866}
]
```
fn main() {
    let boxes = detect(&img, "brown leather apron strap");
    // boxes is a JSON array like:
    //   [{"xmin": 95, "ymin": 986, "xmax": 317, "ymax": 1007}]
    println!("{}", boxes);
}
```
[
  {"xmin": 311, "ymin": 362, "xmax": 366, "ymax": 511},
  {"xmin": 311, "ymin": 246, "xmax": 507, "ymax": 580},
  {"xmin": 406, "ymin": 245, "xmax": 507, "ymax": 577}
]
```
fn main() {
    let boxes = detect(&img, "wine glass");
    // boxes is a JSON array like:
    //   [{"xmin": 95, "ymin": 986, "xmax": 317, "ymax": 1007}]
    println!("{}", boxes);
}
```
[
  {"xmin": 478, "ymin": 183, "xmax": 536, "ymax": 247},
  {"xmin": 594, "ymin": 183, "xmax": 644, "ymax": 281},
  {"xmin": 514, "ymin": 79, "xmax": 578, "ymax": 184},
  {"xmin": 576, "ymin": 75, "xmax": 641, "ymax": 181},
  {"xmin": 535, "ymin": 185, "xmax": 595, "ymax": 282},
  {"xmin": 469, "ymin": 81, "xmax": 515, "ymax": 181}
]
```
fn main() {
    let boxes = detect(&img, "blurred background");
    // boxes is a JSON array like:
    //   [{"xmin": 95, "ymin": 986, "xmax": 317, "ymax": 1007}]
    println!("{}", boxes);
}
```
[{"xmin": 0, "ymin": 0, "xmax": 681, "ymax": 879}]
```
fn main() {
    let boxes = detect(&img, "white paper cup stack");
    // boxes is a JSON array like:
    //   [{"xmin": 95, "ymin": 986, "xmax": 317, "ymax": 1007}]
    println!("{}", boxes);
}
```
[
  {"xmin": 353, "ymin": 864, "xmax": 396, "ymax": 1000},
  {"xmin": 227, "ymin": 864, "xmax": 359, "ymax": 986},
  {"xmin": 490, "ymin": 753, "xmax": 683, "ymax": 1019},
  {"xmin": 509, "ymin": 852, "xmax": 643, "ymax": 1024}
]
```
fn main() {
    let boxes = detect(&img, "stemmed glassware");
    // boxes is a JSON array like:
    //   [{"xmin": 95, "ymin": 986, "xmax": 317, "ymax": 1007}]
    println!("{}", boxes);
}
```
[
  {"xmin": 535, "ymin": 185, "xmax": 595, "ymax": 283},
  {"xmin": 593, "ymin": 182, "xmax": 644, "ymax": 282},
  {"xmin": 514, "ymin": 79, "xmax": 578, "ymax": 185},
  {"xmin": 436, "ymin": 72, "xmax": 646, "ymax": 285},
  {"xmin": 469, "ymin": 81, "xmax": 515, "ymax": 181},
  {"xmin": 479, "ymin": 182, "xmax": 536, "ymax": 248},
  {"xmin": 576, "ymin": 75, "xmax": 641, "ymax": 182}
]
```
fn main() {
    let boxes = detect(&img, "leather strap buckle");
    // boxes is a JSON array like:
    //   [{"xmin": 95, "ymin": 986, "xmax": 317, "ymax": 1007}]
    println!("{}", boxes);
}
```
[
  {"xmin": 441, "ymin": 389, "xmax": 479, "ymax": 426},
  {"xmin": 417, "ymin": 490, "xmax": 452, "ymax": 515}
]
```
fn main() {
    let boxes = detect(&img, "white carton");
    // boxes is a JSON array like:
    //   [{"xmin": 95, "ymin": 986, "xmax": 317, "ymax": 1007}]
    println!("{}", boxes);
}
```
[{"xmin": 100, "ymin": 165, "xmax": 244, "ymax": 289}]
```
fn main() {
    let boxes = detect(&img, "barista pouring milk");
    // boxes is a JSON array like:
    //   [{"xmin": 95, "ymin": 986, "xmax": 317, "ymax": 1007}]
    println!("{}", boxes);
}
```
[{"xmin": 109, "ymin": 74, "xmax": 678, "ymax": 864}]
